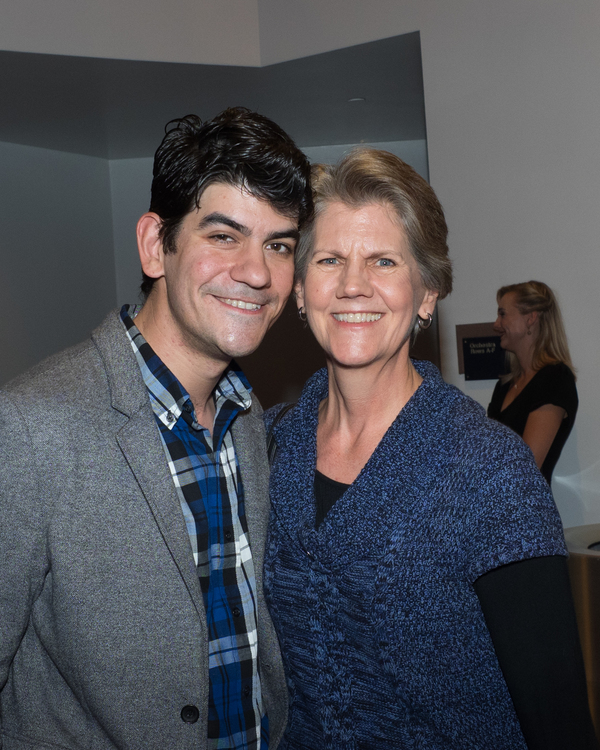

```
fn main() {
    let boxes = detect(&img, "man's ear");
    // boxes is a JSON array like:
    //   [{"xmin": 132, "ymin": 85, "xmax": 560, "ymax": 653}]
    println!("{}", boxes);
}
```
[
  {"xmin": 137, "ymin": 213, "xmax": 165, "ymax": 280},
  {"xmin": 418, "ymin": 288, "xmax": 439, "ymax": 320}
]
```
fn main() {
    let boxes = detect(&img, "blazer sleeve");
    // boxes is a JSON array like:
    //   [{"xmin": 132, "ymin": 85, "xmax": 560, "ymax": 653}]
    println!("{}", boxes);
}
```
[{"xmin": 0, "ymin": 391, "xmax": 50, "ymax": 692}]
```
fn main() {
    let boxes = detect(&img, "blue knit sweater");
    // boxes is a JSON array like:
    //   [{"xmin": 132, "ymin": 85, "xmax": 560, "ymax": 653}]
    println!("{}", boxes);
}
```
[{"xmin": 264, "ymin": 361, "xmax": 566, "ymax": 750}]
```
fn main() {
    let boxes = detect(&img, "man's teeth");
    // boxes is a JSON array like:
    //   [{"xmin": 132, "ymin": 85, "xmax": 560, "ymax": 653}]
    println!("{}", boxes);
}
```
[
  {"xmin": 333, "ymin": 313, "xmax": 382, "ymax": 323},
  {"xmin": 224, "ymin": 299, "xmax": 262, "ymax": 311}
]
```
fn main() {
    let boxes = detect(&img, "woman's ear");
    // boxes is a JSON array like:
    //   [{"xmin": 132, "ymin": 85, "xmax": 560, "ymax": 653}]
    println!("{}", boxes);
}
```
[
  {"xmin": 294, "ymin": 279, "xmax": 305, "ymax": 312},
  {"xmin": 527, "ymin": 310, "xmax": 539, "ymax": 329},
  {"xmin": 418, "ymin": 289, "xmax": 439, "ymax": 320},
  {"xmin": 137, "ymin": 213, "xmax": 165, "ymax": 280}
]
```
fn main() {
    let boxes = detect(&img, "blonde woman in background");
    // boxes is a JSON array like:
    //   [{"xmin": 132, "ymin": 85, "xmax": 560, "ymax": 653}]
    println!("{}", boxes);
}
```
[{"xmin": 488, "ymin": 281, "xmax": 578, "ymax": 484}]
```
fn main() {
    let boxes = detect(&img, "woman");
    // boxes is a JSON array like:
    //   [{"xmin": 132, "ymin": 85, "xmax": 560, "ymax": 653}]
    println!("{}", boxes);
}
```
[
  {"xmin": 265, "ymin": 150, "xmax": 597, "ymax": 749},
  {"xmin": 488, "ymin": 281, "xmax": 578, "ymax": 483}
]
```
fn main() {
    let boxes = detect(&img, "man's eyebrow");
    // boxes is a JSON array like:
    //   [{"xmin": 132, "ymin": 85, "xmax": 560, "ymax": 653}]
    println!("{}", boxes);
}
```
[
  {"xmin": 197, "ymin": 213, "xmax": 250, "ymax": 236},
  {"xmin": 197, "ymin": 213, "xmax": 300, "ymax": 243},
  {"xmin": 267, "ymin": 228, "xmax": 300, "ymax": 243}
]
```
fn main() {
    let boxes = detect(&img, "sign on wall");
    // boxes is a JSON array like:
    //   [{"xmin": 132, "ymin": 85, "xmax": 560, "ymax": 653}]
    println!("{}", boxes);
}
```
[{"xmin": 455, "ymin": 323, "xmax": 508, "ymax": 381}]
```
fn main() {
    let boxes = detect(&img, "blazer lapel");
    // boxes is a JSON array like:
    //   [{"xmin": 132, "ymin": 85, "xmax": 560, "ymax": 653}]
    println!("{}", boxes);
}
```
[
  {"xmin": 231, "ymin": 404, "xmax": 270, "ymax": 582},
  {"xmin": 116, "ymin": 410, "xmax": 206, "ymax": 618},
  {"xmin": 92, "ymin": 311, "xmax": 206, "ymax": 619}
]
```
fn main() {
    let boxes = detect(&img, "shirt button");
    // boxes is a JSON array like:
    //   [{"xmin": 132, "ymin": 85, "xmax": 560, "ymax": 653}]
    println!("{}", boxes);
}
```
[
  {"xmin": 243, "ymin": 685, "xmax": 251, "ymax": 697},
  {"xmin": 232, "ymin": 607, "xmax": 241, "ymax": 617},
  {"xmin": 180, "ymin": 705, "xmax": 199, "ymax": 723},
  {"xmin": 224, "ymin": 530, "xmax": 233, "ymax": 541},
  {"xmin": 166, "ymin": 411, "xmax": 175, "ymax": 423}
]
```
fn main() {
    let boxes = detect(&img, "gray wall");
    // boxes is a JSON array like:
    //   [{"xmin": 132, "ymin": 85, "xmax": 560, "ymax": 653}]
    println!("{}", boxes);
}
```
[
  {"xmin": 109, "ymin": 157, "xmax": 153, "ymax": 306},
  {"xmin": 0, "ymin": 141, "xmax": 116, "ymax": 384}
]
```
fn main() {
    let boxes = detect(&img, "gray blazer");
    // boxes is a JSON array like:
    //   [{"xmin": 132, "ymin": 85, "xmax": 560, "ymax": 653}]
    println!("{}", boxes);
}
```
[{"xmin": 0, "ymin": 311, "xmax": 287, "ymax": 750}]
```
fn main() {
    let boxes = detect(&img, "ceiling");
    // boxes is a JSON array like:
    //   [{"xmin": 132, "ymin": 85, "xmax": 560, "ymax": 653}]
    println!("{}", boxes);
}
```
[{"xmin": 0, "ymin": 32, "xmax": 426, "ymax": 160}]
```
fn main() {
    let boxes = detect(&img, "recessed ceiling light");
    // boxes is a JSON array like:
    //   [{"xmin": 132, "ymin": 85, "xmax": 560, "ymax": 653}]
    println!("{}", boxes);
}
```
[{"xmin": 348, "ymin": 97, "xmax": 366, "ymax": 103}]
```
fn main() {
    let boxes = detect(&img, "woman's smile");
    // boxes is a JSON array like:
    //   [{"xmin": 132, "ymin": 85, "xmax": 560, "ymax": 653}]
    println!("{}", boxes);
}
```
[{"xmin": 332, "ymin": 312, "xmax": 383, "ymax": 323}]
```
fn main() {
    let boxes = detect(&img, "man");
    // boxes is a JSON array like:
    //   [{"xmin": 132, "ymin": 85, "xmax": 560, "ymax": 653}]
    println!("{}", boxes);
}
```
[{"xmin": 0, "ymin": 108, "xmax": 312, "ymax": 750}]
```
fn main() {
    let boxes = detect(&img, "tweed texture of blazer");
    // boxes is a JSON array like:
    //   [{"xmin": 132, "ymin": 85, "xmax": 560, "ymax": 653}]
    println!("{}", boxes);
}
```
[{"xmin": 0, "ymin": 310, "xmax": 287, "ymax": 750}]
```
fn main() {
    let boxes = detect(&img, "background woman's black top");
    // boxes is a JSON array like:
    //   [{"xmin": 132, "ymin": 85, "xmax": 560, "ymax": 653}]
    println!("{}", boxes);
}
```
[{"xmin": 488, "ymin": 362, "xmax": 578, "ymax": 482}]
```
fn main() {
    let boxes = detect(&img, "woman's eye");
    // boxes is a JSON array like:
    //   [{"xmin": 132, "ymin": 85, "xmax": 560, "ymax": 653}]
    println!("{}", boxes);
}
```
[
  {"xmin": 376, "ymin": 258, "xmax": 395, "ymax": 267},
  {"xmin": 318, "ymin": 257, "xmax": 339, "ymax": 265}
]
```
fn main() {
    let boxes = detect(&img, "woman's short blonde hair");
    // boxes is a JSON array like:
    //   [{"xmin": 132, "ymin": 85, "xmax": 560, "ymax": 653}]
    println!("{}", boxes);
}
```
[
  {"xmin": 295, "ymin": 148, "xmax": 453, "ymax": 299},
  {"xmin": 497, "ymin": 280, "xmax": 576, "ymax": 381}
]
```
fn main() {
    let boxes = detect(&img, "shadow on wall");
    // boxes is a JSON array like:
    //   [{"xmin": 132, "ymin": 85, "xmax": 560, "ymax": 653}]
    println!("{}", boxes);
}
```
[{"xmin": 238, "ymin": 299, "xmax": 441, "ymax": 409}]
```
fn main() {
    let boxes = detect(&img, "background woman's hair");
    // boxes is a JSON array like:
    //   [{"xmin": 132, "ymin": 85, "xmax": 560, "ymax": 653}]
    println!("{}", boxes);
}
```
[
  {"xmin": 497, "ymin": 280, "xmax": 576, "ymax": 382},
  {"xmin": 295, "ymin": 148, "xmax": 453, "ymax": 301}
]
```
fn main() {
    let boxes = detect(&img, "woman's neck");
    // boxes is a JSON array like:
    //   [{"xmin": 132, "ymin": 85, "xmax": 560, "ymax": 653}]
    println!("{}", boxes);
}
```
[
  {"xmin": 512, "ymin": 336, "xmax": 536, "ymax": 379},
  {"xmin": 316, "ymin": 355, "xmax": 422, "ymax": 484},
  {"xmin": 324, "ymin": 357, "xmax": 421, "ymax": 423}
]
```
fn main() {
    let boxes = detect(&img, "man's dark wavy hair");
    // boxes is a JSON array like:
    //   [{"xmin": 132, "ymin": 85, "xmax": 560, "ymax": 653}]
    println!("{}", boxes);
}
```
[{"xmin": 141, "ymin": 107, "xmax": 313, "ymax": 298}]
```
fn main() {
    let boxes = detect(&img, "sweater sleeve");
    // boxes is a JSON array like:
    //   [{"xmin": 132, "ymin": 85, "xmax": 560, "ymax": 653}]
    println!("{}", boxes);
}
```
[
  {"xmin": 465, "ymin": 430, "xmax": 567, "ymax": 582},
  {"xmin": 474, "ymin": 556, "xmax": 598, "ymax": 750}
]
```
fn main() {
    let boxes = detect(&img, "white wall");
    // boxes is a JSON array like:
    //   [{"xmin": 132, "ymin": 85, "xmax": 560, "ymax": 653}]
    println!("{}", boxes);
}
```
[
  {"xmin": 256, "ymin": 0, "xmax": 600, "ymax": 528},
  {"xmin": 0, "ymin": 141, "xmax": 116, "ymax": 384},
  {"xmin": 0, "ymin": 0, "xmax": 260, "ymax": 65}
]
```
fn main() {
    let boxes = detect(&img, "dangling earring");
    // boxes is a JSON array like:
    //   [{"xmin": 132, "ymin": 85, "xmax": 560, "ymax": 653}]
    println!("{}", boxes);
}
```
[
  {"xmin": 298, "ymin": 307, "xmax": 307, "ymax": 322},
  {"xmin": 417, "ymin": 312, "xmax": 433, "ymax": 330},
  {"xmin": 527, "ymin": 328, "xmax": 532, "ymax": 335}
]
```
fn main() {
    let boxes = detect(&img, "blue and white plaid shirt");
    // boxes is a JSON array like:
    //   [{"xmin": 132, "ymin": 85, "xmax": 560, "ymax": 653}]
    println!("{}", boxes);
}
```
[{"xmin": 121, "ymin": 305, "xmax": 267, "ymax": 750}]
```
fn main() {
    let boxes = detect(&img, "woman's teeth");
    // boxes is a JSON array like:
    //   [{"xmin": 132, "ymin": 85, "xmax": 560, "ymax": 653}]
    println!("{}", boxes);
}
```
[{"xmin": 333, "ymin": 313, "xmax": 382, "ymax": 323}]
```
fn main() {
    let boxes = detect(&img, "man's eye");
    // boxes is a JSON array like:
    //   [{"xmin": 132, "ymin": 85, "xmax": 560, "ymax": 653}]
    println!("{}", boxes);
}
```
[
  {"xmin": 268, "ymin": 242, "xmax": 293, "ymax": 254},
  {"xmin": 211, "ymin": 234, "xmax": 234, "ymax": 243}
]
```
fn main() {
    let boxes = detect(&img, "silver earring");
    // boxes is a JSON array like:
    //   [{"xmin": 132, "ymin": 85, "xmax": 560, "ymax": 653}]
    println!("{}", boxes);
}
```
[
  {"xmin": 417, "ymin": 312, "xmax": 433, "ymax": 330},
  {"xmin": 298, "ymin": 307, "xmax": 307, "ymax": 322}
]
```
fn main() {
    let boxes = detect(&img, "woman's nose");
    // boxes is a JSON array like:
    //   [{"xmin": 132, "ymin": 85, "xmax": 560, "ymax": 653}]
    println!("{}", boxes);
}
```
[{"xmin": 337, "ymin": 261, "xmax": 373, "ymax": 298}]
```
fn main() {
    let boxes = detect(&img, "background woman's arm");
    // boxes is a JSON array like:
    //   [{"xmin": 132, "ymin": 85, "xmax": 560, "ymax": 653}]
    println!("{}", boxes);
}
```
[
  {"xmin": 521, "ymin": 404, "xmax": 565, "ymax": 469},
  {"xmin": 474, "ymin": 556, "xmax": 598, "ymax": 750}
]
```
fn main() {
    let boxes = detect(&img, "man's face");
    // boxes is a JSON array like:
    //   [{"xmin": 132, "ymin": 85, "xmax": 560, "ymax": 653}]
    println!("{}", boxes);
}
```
[{"xmin": 152, "ymin": 183, "xmax": 298, "ymax": 365}]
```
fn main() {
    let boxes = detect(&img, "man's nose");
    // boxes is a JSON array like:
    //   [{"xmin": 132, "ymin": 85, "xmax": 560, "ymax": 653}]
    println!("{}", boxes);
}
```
[{"xmin": 231, "ymin": 243, "xmax": 271, "ymax": 289}]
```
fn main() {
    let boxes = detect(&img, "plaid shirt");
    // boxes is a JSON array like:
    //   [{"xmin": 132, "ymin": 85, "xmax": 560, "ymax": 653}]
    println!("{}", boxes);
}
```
[{"xmin": 121, "ymin": 305, "xmax": 267, "ymax": 750}]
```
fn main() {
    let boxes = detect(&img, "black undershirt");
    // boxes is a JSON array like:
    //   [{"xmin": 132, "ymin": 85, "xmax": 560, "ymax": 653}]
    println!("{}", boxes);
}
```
[{"xmin": 314, "ymin": 470, "xmax": 598, "ymax": 750}]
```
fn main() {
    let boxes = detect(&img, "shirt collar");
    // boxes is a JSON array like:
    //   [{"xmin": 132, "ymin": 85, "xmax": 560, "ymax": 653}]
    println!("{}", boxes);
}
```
[{"xmin": 120, "ymin": 304, "xmax": 252, "ymax": 430}]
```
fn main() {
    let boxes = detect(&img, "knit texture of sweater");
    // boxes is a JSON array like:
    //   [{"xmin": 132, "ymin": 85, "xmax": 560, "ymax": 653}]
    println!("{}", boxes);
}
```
[{"xmin": 264, "ymin": 361, "xmax": 566, "ymax": 750}]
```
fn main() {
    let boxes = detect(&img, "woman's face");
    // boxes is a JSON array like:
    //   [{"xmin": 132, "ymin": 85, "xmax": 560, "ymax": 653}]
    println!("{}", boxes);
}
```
[
  {"xmin": 493, "ymin": 292, "xmax": 532, "ymax": 352},
  {"xmin": 295, "ymin": 201, "xmax": 437, "ymax": 370}
]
